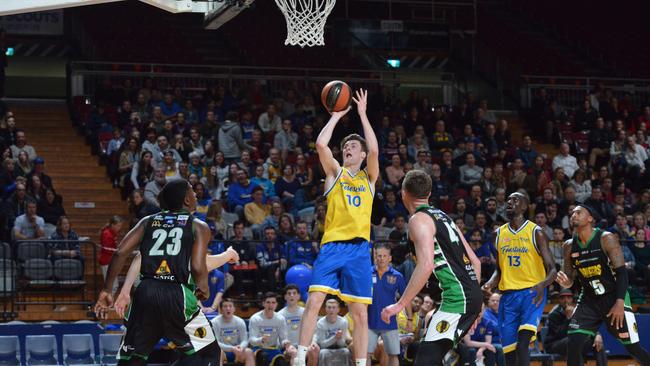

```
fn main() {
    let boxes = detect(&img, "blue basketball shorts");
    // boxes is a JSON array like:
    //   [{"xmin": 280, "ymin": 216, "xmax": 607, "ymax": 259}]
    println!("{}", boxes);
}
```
[
  {"xmin": 309, "ymin": 240, "xmax": 373, "ymax": 304},
  {"xmin": 498, "ymin": 287, "xmax": 546, "ymax": 353}
]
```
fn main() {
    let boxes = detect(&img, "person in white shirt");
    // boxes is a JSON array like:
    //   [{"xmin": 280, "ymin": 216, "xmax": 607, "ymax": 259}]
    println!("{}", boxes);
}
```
[
  {"xmin": 258, "ymin": 104, "xmax": 282, "ymax": 133},
  {"xmin": 278, "ymin": 285, "xmax": 319, "ymax": 366},
  {"xmin": 249, "ymin": 292, "xmax": 295, "ymax": 364},
  {"xmin": 315, "ymin": 299, "xmax": 352, "ymax": 366},
  {"xmin": 552, "ymin": 143, "xmax": 579, "ymax": 179},
  {"xmin": 211, "ymin": 298, "xmax": 255, "ymax": 366}
]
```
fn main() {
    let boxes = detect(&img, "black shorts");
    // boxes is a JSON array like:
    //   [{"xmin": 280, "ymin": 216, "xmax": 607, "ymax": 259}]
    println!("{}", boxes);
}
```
[
  {"xmin": 118, "ymin": 279, "xmax": 218, "ymax": 361},
  {"xmin": 569, "ymin": 292, "xmax": 640, "ymax": 345}
]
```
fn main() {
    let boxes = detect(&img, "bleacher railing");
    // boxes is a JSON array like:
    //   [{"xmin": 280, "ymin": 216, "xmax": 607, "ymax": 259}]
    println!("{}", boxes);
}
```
[
  {"xmin": 520, "ymin": 75, "xmax": 650, "ymax": 109},
  {"xmin": 67, "ymin": 61, "xmax": 460, "ymax": 105},
  {"xmin": 9, "ymin": 240, "xmax": 100, "ymax": 312}
]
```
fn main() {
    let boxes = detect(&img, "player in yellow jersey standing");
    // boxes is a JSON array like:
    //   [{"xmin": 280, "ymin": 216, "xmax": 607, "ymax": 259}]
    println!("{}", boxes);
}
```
[
  {"xmin": 482, "ymin": 192, "xmax": 556, "ymax": 366},
  {"xmin": 293, "ymin": 89, "xmax": 379, "ymax": 366}
]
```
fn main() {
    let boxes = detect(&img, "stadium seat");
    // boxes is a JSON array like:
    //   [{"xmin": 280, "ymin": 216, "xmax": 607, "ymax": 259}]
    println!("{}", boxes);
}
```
[
  {"xmin": 222, "ymin": 211, "xmax": 239, "ymax": 226},
  {"xmin": 25, "ymin": 335, "xmax": 58, "ymax": 366},
  {"xmin": 16, "ymin": 242, "xmax": 48, "ymax": 263},
  {"xmin": 54, "ymin": 259, "xmax": 85, "ymax": 286},
  {"xmin": 0, "ymin": 335, "xmax": 20, "ymax": 366},
  {"xmin": 62, "ymin": 334, "xmax": 95, "ymax": 365},
  {"xmin": 99, "ymin": 334, "xmax": 122, "ymax": 366},
  {"xmin": 22, "ymin": 259, "xmax": 55, "ymax": 288}
]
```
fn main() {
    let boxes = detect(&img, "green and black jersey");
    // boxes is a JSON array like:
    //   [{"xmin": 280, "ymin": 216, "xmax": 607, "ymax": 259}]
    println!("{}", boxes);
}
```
[
  {"xmin": 570, "ymin": 228, "xmax": 619, "ymax": 299},
  {"xmin": 409, "ymin": 205, "xmax": 482, "ymax": 314},
  {"xmin": 140, "ymin": 210, "xmax": 196, "ymax": 288}
]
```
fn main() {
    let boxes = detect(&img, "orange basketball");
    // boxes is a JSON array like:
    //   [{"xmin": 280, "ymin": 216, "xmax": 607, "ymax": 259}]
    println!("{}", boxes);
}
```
[{"xmin": 321, "ymin": 80, "xmax": 352, "ymax": 113}]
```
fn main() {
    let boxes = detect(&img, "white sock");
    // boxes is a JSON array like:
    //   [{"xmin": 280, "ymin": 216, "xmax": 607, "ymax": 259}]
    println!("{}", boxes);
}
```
[
  {"xmin": 355, "ymin": 358, "xmax": 367, "ymax": 366},
  {"xmin": 295, "ymin": 345, "xmax": 308, "ymax": 363}
]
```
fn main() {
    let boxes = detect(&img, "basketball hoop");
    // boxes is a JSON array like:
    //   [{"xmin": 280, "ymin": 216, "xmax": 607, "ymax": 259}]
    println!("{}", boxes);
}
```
[{"xmin": 274, "ymin": 0, "xmax": 336, "ymax": 47}]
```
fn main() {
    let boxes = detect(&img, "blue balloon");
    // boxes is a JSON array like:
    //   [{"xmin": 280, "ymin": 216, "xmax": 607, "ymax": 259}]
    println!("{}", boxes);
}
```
[{"xmin": 285, "ymin": 264, "xmax": 313, "ymax": 301}]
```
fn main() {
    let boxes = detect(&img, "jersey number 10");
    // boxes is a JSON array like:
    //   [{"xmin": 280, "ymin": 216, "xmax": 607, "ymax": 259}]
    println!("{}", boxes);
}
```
[
  {"xmin": 346, "ymin": 194, "xmax": 361, "ymax": 207},
  {"xmin": 149, "ymin": 228, "xmax": 183, "ymax": 256}
]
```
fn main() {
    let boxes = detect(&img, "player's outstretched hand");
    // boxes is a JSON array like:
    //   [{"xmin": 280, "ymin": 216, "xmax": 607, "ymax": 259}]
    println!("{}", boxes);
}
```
[
  {"xmin": 114, "ymin": 291, "xmax": 131, "ymax": 319},
  {"xmin": 531, "ymin": 282, "xmax": 546, "ymax": 306},
  {"xmin": 352, "ymin": 89, "xmax": 368, "ymax": 116},
  {"xmin": 226, "ymin": 246, "xmax": 240, "ymax": 264},
  {"xmin": 556, "ymin": 271, "xmax": 572, "ymax": 288},
  {"xmin": 381, "ymin": 302, "xmax": 404, "ymax": 324},
  {"xmin": 607, "ymin": 299, "xmax": 625, "ymax": 329},
  {"xmin": 330, "ymin": 106, "xmax": 351, "ymax": 119},
  {"xmin": 94, "ymin": 290, "xmax": 114, "ymax": 319}
]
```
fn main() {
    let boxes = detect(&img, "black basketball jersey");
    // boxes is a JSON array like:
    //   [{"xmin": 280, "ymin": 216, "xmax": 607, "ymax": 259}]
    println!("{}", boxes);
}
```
[
  {"xmin": 409, "ymin": 205, "xmax": 482, "ymax": 314},
  {"xmin": 140, "ymin": 211, "xmax": 196, "ymax": 287},
  {"xmin": 570, "ymin": 228, "xmax": 616, "ymax": 298}
]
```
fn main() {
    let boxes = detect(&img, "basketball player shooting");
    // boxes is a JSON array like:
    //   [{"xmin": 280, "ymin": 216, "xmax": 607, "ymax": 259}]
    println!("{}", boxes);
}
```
[{"xmin": 294, "ymin": 88, "xmax": 379, "ymax": 366}]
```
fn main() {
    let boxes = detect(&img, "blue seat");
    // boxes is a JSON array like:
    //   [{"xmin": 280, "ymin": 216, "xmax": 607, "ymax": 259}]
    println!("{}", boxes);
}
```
[
  {"xmin": 25, "ymin": 335, "xmax": 58, "ymax": 366},
  {"xmin": 99, "ymin": 334, "xmax": 122, "ymax": 366},
  {"xmin": 0, "ymin": 335, "xmax": 20, "ymax": 366},
  {"xmin": 63, "ymin": 334, "xmax": 95, "ymax": 365}
]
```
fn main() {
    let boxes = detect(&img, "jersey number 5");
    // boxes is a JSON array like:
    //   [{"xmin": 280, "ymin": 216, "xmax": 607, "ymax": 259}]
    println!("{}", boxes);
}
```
[
  {"xmin": 150, "ymin": 228, "xmax": 183, "ymax": 256},
  {"xmin": 589, "ymin": 279, "xmax": 606, "ymax": 295}
]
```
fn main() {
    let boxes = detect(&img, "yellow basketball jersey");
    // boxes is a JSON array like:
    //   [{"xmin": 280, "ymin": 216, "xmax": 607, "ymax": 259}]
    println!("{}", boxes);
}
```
[
  {"xmin": 496, "ymin": 220, "xmax": 547, "ymax": 291},
  {"xmin": 321, "ymin": 168, "xmax": 374, "ymax": 245}
]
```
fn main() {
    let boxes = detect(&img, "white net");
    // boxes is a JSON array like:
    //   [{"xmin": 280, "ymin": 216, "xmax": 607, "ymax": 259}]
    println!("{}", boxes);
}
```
[{"xmin": 274, "ymin": 0, "xmax": 336, "ymax": 47}]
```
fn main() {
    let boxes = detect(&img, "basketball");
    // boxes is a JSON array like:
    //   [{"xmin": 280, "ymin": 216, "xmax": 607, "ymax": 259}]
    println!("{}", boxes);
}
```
[{"xmin": 321, "ymin": 80, "xmax": 352, "ymax": 113}]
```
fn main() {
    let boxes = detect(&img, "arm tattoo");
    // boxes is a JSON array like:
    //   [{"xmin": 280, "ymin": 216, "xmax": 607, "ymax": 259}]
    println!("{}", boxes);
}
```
[{"xmin": 601, "ymin": 232, "xmax": 625, "ymax": 269}]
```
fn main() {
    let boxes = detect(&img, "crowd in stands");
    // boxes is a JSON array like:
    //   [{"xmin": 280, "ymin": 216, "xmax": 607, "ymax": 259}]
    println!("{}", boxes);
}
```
[
  {"xmin": 0, "ymin": 106, "xmax": 82, "ymax": 269},
  {"xmin": 77, "ymin": 78, "xmax": 650, "ymax": 293}
]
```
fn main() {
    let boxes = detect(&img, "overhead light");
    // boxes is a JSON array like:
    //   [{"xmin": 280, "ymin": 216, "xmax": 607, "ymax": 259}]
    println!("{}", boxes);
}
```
[{"xmin": 387, "ymin": 59, "xmax": 400, "ymax": 68}]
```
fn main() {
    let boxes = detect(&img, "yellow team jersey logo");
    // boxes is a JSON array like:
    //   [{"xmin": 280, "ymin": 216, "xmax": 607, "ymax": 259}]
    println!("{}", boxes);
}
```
[
  {"xmin": 497, "ymin": 220, "xmax": 547, "ymax": 291},
  {"xmin": 321, "ymin": 168, "xmax": 374, "ymax": 245}
]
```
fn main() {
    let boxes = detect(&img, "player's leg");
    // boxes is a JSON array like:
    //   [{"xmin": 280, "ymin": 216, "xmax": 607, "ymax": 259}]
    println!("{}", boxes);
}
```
[
  {"xmin": 510, "ymin": 288, "xmax": 546, "ymax": 366},
  {"xmin": 497, "ymin": 291, "xmax": 521, "ymax": 365},
  {"xmin": 413, "ymin": 340, "xmax": 453, "ymax": 366},
  {"xmin": 348, "ymin": 302, "xmax": 370, "ymax": 365},
  {"xmin": 341, "ymin": 241, "xmax": 373, "ymax": 366},
  {"xmin": 117, "ymin": 284, "xmax": 164, "ymax": 365},
  {"xmin": 366, "ymin": 329, "xmax": 380, "ymax": 366},
  {"xmin": 167, "ymin": 285, "xmax": 220, "ymax": 366},
  {"xmin": 608, "ymin": 296, "xmax": 650, "ymax": 365},
  {"xmin": 297, "ymin": 242, "xmax": 344, "ymax": 365},
  {"xmin": 566, "ymin": 301, "xmax": 603, "ymax": 366}
]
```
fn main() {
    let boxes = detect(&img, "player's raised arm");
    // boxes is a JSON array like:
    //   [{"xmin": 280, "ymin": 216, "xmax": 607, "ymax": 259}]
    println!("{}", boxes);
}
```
[
  {"xmin": 532, "ymin": 228, "xmax": 557, "ymax": 305},
  {"xmin": 353, "ymin": 89, "xmax": 380, "ymax": 184},
  {"xmin": 315, "ymin": 107, "xmax": 350, "ymax": 177},
  {"xmin": 381, "ymin": 213, "xmax": 435, "ymax": 323},
  {"xmin": 191, "ymin": 220, "xmax": 211, "ymax": 301},
  {"xmin": 601, "ymin": 231, "xmax": 628, "ymax": 329}
]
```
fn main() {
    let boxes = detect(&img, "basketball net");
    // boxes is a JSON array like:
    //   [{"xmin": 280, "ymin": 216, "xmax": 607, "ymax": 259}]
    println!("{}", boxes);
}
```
[{"xmin": 274, "ymin": 0, "xmax": 336, "ymax": 47}]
